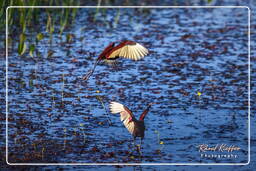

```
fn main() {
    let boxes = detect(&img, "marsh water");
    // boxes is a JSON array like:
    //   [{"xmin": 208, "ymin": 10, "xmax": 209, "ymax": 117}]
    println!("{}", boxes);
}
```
[{"xmin": 3, "ymin": 7, "xmax": 250, "ymax": 167}]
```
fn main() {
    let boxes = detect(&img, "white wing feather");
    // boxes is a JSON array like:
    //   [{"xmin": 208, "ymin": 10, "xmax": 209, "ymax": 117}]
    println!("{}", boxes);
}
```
[
  {"xmin": 109, "ymin": 101, "xmax": 135, "ymax": 135},
  {"xmin": 108, "ymin": 43, "xmax": 148, "ymax": 60}
]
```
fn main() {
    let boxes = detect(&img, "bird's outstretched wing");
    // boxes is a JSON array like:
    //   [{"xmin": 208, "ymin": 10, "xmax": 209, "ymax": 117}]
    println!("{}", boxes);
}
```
[
  {"xmin": 107, "ymin": 41, "xmax": 148, "ymax": 61},
  {"xmin": 109, "ymin": 101, "xmax": 136, "ymax": 135}
]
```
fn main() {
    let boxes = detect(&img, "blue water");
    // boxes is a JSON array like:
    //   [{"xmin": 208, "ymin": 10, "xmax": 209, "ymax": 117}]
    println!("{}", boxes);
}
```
[{"xmin": 1, "ymin": 3, "xmax": 255, "ymax": 171}]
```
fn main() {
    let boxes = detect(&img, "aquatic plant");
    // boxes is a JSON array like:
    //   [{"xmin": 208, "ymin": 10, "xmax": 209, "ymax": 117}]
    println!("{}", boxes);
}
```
[
  {"xmin": 63, "ymin": 128, "xmax": 67, "ymax": 149},
  {"xmin": 154, "ymin": 130, "xmax": 165, "ymax": 153},
  {"xmin": 3, "ymin": 0, "xmax": 80, "ymax": 56},
  {"xmin": 96, "ymin": 95, "xmax": 112, "ymax": 125},
  {"xmin": 41, "ymin": 147, "xmax": 45, "ymax": 160},
  {"xmin": 79, "ymin": 123, "xmax": 87, "ymax": 144},
  {"xmin": 61, "ymin": 73, "xmax": 65, "ymax": 104}
]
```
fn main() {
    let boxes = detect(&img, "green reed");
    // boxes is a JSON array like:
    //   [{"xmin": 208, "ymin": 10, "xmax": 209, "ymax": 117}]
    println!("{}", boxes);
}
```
[
  {"xmin": 3, "ymin": 0, "xmax": 79, "ymax": 56},
  {"xmin": 79, "ymin": 123, "xmax": 87, "ymax": 144},
  {"xmin": 96, "ymin": 95, "xmax": 112, "ymax": 125}
]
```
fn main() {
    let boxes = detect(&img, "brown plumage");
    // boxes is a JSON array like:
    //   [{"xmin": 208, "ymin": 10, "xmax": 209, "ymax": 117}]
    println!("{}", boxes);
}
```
[
  {"xmin": 109, "ymin": 102, "xmax": 154, "ymax": 140},
  {"xmin": 83, "ymin": 40, "xmax": 149, "ymax": 80}
]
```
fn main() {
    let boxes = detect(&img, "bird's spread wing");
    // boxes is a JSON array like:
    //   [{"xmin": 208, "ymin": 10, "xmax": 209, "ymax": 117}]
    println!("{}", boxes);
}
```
[
  {"xmin": 109, "ymin": 101, "xmax": 135, "ymax": 135},
  {"xmin": 107, "ymin": 41, "xmax": 148, "ymax": 61}
]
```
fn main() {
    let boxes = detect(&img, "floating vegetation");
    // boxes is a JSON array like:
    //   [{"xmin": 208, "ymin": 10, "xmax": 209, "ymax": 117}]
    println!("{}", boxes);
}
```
[{"xmin": 197, "ymin": 91, "xmax": 202, "ymax": 97}]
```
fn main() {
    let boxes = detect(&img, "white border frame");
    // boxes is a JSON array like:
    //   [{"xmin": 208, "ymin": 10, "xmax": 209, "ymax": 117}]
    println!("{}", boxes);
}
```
[{"xmin": 5, "ymin": 6, "xmax": 251, "ymax": 166}]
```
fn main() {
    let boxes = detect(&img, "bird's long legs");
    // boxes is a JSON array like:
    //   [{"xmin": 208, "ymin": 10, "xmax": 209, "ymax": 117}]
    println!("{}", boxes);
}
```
[
  {"xmin": 140, "ymin": 138, "xmax": 143, "ymax": 147},
  {"xmin": 138, "ymin": 138, "xmax": 143, "ymax": 156},
  {"xmin": 133, "ymin": 137, "xmax": 136, "ymax": 149},
  {"xmin": 130, "ymin": 137, "xmax": 143, "ymax": 157},
  {"xmin": 129, "ymin": 137, "xmax": 136, "ymax": 155},
  {"xmin": 83, "ymin": 60, "xmax": 99, "ymax": 81}
]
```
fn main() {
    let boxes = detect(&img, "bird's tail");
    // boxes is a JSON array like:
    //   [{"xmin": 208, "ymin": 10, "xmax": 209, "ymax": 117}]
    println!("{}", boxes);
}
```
[
  {"xmin": 109, "ymin": 102, "xmax": 124, "ymax": 114},
  {"xmin": 83, "ymin": 59, "xmax": 100, "ymax": 81}
]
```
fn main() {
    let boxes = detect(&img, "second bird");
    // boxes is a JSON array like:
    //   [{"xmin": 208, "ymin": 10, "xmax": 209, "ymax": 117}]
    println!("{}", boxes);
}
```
[
  {"xmin": 83, "ymin": 40, "xmax": 149, "ymax": 80},
  {"xmin": 109, "ymin": 101, "xmax": 154, "ymax": 142}
]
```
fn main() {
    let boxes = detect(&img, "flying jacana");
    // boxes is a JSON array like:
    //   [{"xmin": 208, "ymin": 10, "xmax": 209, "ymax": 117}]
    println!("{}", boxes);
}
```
[
  {"xmin": 109, "ymin": 101, "xmax": 154, "ymax": 143},
  {"xmin": 83, "ymin": 40, "xmax": 149, "ymax": 80}
]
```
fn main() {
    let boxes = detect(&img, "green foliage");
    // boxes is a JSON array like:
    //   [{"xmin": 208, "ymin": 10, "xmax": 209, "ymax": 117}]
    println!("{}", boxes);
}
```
[
  {"xmin": 113, "ymin": 9, "xmax": 120, "ymax": 28},
  {"xmin": 29, "ymin": 44, "xmax": 35, "ymax": 57},
  {"xmin": 18, "ymin": 42, "xmax": 26, "ymax": 55},
  {"xmin": 18, "ymin": 33, "xmax": 26, "ymax": 55},
  {"xmin": 66, "ymin": 33, "xmax": 74, "ymax": 43},
  {"xmin": 59, "ymin": 9, "xmax": 69, "ymax": 35},
  {"xmin": 36, "ymin": 33, "xmax": 44, "ymax": 42},
  {"xmin": 2, "ymin": 0, "xmax": 80, "ymax": 56}
]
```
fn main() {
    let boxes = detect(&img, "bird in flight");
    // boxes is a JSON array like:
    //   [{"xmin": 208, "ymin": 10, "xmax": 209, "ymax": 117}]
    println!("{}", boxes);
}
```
[
  {"xmin": 83, "ymin": 40, "xmax": 149, "ymax": 80},
  {"xmin": 109, "ymin": 101, "xmax": 154, "ymax": 144}
]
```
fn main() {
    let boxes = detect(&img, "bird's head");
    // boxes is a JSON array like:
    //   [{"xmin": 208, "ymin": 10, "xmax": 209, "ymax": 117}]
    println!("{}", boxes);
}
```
[{"xmin": 139, "ymin": 102, "xmax": 157, "ymax": 121}]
